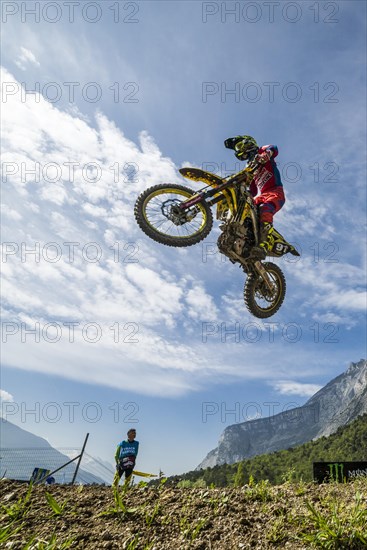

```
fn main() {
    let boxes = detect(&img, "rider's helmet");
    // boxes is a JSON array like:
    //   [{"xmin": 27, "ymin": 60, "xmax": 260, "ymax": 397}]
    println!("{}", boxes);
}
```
[{"xmin": 224, "ymin": 135, "xmax": 258, "ymax": 161}]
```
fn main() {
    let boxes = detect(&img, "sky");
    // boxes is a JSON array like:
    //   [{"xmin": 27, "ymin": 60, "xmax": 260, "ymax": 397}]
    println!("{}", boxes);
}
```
[{"xmin": 0, "ymin": 0, "xmax": 366, "ymax": 477}]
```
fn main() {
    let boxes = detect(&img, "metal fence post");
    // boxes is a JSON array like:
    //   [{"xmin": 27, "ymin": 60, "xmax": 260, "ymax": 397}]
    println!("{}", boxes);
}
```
[{"xmin": 71, "ymin": 433, "xmax": 89, "ymax": 485}]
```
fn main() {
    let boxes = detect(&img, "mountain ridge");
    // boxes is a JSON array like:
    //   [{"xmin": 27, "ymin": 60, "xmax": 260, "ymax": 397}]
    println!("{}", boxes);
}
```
[
  {"xmin": 167, "ymin": 413, "xmax": 367, "ymax": 487},
  {"xmin": 197, "ymin": 358, "xmax": 367, "ymax": 469}
]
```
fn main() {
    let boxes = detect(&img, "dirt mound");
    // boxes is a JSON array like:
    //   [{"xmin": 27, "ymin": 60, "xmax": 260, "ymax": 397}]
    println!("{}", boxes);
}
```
[{"xmin": 1, "ymin": 478, "xmax": 366, "ymax": 549}]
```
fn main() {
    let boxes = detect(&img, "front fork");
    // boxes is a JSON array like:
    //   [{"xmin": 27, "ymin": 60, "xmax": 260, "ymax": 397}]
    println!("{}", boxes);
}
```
[
  {"xmin": 179, "ymin": 193, "xmax": 204, "ymax": 210},
  {"xmin": 253, "ymin": 261, "xmax": 274, "ymax": 292}
]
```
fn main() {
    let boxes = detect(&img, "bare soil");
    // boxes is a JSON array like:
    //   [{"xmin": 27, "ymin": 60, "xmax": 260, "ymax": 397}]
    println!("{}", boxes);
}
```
[{"xmin": 1, "ymin": 479, "xmax": 366, "ymax": 549}]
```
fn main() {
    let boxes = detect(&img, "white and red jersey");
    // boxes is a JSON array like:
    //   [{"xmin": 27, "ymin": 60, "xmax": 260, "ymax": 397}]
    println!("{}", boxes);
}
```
[{"xmin": 249, "ymin": 145, "xmax": 284, "ymax": 197}]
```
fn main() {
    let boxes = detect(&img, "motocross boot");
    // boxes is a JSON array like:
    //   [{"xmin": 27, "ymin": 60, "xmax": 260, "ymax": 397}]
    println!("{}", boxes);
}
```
[{"xmin": 252, "ymin": 222, "xmax": 273, "ymax": 260}]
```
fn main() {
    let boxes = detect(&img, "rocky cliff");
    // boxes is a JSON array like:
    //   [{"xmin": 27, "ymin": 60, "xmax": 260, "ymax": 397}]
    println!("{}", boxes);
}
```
[{"xmin": 198, "ymin": 359, "xmax": 367, "ymax": 469}]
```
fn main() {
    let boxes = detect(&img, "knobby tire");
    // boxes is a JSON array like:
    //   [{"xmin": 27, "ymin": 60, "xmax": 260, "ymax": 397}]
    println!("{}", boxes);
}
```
[
  {"xmin": 134, "ymin": 184, "xmax": 213, "ymax": 247},
  {"xmin": 244, "ymin": 262, "xmax": 286, "ymax": 318}
]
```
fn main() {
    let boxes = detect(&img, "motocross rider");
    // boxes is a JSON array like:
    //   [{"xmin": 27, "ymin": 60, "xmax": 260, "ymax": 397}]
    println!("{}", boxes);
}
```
[{"xmin": 224, "ymin": 135, "xmax": 285, "ymax": 259}]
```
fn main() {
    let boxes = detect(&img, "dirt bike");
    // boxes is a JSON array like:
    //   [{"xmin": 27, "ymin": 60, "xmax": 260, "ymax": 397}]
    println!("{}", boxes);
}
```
[{"xmin": 134, "ymin": 162, "xmax": 300, "ymax": 318}]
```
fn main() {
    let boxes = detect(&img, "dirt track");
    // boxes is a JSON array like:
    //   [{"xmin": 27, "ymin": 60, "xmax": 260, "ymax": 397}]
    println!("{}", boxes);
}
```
[{"xmin": 1, "ymin": 479, "xmax": 366, "ymax": 549}]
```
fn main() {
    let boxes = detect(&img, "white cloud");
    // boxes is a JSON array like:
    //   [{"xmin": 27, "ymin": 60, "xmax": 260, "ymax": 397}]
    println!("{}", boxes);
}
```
[
  {"xmin": 1, "ymin": 66, "xmax": 364, "ymax": 397},
  {"xmin": 0, "ymin": 67, "xmax": 230, "ymax": 396},
  {"xmin": 1, "ymin": 204, "xmax": 22, "ymax": 221},
  {"xmin": 15, "ymin": 47, "xmax": 40, "ymax": 71},
  {"xmin": 185, "ymin": 284, "xmax": 218, "ymax": 320},
  {"xmin": 290, "ymin": 257, "xmax": 367, "ymax": 314},
  {"xmin": 0, "ymin": 390, "xmax": 14, "ymax": 402},
  {"xmin": 272, "ymin": 381, "xmax": 322, "ymax": 397}
]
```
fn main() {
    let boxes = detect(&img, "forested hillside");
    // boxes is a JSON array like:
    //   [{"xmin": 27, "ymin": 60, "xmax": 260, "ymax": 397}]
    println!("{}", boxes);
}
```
[{"xmin": 172, "ymin": 413, "xmax": 367, "ymax": 487}]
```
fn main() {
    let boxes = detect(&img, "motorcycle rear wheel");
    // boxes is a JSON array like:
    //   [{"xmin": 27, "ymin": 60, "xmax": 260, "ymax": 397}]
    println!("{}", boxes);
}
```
[
  {"xmin": 244, "ymin": 262, "xmax": 286, "ymax": 318},
  {"xmin": 134, "ymin": 184, "xmax": 213, "ymax": 247}
]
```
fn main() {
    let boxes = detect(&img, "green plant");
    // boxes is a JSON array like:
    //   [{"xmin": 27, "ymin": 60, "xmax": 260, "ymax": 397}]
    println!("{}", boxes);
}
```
[
  {"xmin": 180, "ymin": 514, "xmax": 207, "ymax": 541},
  {"xmin": 124, "ymin": 535, "xmax": 154, "ymax": 550},
  {"xmin": 45, "ymin": 492, "xmax": 68, "ymax": 516},
  {"xmin": 137, "ymin": 480, "xmax": 149, "ymax": 488},
  {"xmin": 294, "ymin": 479, "xmax": 307, "ymax": 496},
  {"xmin": 23, "ymin": 533, "xmax": 74, "ymax": 549},
  {"xmin": 193, "ymin": 478, "xmax": 207, "ymax": 488},
  {"xmin": 233, "ymin": 462, "xmax": 246, "ymax": 487},
  {"xmin": 159, "ymin": 477, "xmax": 167, "ymax": 487},
  {"xmin": 160, "ymin": 513, "xmax": 172, "ymax": 525},
  {"xmin": 99, "ymin": 484, "xmax": 138, "ymax": 517},
  {"xmin": 0, "ymin": 485, "xmax": 34, "ymax": 546},
  {"xmin": 245, "ymin": 478, "xmax": 273, "ymax": 502},
  {"xmin": 207, "ymin": 495, "xmax": 219, "ymax": 514},
  {"xmin": 298, "ymin": 490, "xmax": 367, "ymax": 549},
  {"xmin": 266, "ymin": 515, "xmax": 288, "ymax": 543},
  {"xmin": 177, "ymin": 479, "xmax": 194, "ymax": 488},
  {"xmin": 145, "ymin": 502, "xmax": 160, "ymax": 527},
  {"xmin": 220, "ymin": 491, "xmax": 229, "ymax": 504},
  {"xmin": 2, "ymin": 483, "xmax": 33, "ymax": 520},
  {"xmin": 281, "ymin": 467, "xmax": 297, "ymax": 484},
  {"xmin": 0, "ymin": 522, "xmax": 23, "ymax": 544},
  {"xmin": 124, "ymin": 535, "xmax": 140, "ymax": 550},
  {"xmin": 190, "ymin": 518, "xmax": 207, "ymax": 541}
]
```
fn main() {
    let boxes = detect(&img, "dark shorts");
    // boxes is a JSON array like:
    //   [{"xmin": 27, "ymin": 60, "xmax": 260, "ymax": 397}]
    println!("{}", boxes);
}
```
[
  {"xmin": 117, "ymin": 458, "xmax": 135, "ymax": 479},
  {"xmin": 117, "ymin": 464, "xmax": 134, "ymax": 479}
]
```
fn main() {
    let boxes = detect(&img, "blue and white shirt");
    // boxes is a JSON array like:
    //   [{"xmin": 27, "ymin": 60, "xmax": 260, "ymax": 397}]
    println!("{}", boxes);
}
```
[{"xmin": 115, "ymin": 439, "xmax": 139, "ymax": 462}]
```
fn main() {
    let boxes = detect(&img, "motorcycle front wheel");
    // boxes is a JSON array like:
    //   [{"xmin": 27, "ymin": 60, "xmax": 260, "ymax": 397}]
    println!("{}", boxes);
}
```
[
  {"xmin": 134, "ymin": 184, "xmax": 213, "ymax": 247},
  {"xmin": 244, "ymin": 262, "xmax": 286, "ymax": 318}
]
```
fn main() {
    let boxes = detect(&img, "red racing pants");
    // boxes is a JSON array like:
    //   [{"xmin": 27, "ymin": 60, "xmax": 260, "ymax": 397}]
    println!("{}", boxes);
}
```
[{"xmin": 254, "ymin": 189, "xmax": 285, "ymax": 224}]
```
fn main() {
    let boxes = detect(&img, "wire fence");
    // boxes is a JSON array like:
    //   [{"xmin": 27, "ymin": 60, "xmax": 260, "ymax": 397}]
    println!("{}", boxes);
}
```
[
  {"xmin": 0, "ymin": 447, "xmax": 115, "ymax": 485},
  {"xmin": 77, "ymin": 451, "xmax": 115, "ymax": 485}
]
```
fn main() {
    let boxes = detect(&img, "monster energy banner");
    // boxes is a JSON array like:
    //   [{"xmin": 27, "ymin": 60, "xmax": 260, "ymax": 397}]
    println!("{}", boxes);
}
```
[{"xmin": 313, "ymin": 462, "xmax": 367, "ymax": 483}]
